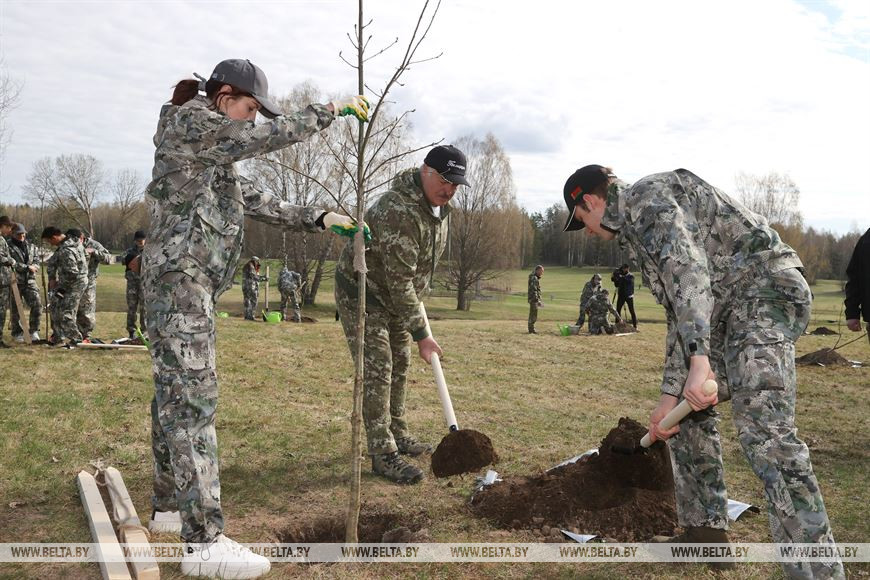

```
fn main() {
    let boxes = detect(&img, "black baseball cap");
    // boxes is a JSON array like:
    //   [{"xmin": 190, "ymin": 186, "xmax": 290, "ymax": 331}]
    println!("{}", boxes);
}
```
[
  {"xmin": 207, "ymin": 59, "xmax": 282, "ymax": 119},
  {"xmin": 134, "ymin": 230, "xmax": 146, "ymax": 241},
  {"xmin": 562, "ymin": 164, "xmax": 615, "ymax": 232},
  {"xmin": 424, "ymin": 145, "xmax": 470, "ymax": 186}
]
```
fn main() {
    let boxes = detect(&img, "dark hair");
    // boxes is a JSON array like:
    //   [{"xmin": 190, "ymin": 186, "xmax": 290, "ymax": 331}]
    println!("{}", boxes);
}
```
[
  {"xmin": 65, "ymin": 228, "xmax": 83, "ymax": 240},
  {"xmin": 170, "ymin": 78, "xmax": 252, "ymax": 112},
  {"xmin": 41, "ymin": 226, "xmax": 62, "ymax": 239},
  {"xmin": 577, "ymin": 166, "xmax": 615, "ymax": 212},
  {"xmin": 134, "ymin": 230, "xmax": 146, "ymax": 241}
]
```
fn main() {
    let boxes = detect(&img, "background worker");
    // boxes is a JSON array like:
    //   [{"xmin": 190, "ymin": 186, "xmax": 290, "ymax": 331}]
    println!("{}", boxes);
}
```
[
  {"xmin": 613, "ymin": 263, "xmax": 638, "ymax": 328},
  {"xmin": 587, "ymin": 287, "xmax": 621, "ymax": 335},
  {"xmin": 0, "ymin": 216, "xmax": 16, "ymax": 348},
  {"xmin": 7, "ymin": 223, "xmax": 43, "ymax": 342},
  {"xmin": 123, "ymin": 230, "xmax": 146, "ymax": 339},
  {"xmin": 77, "ymin": 231, "xmax": 113, "ymax": 340},
  {"xmin": 142, "ymin": 57, "xmax": 368, "ymax": 578},
  {"xmin": 562, "ymin": 164, "xmax": 842, "ymax": 578},
  {"xmin": 41, "ymin": 227, "xmax": 88, "ymax": 346},
  {"xmin": 334, "ymin": 144, "xmax": 468, "ymax": 485},
  {"xmin": 575, "ymin": 272, "xmax": 601, "ymax": 328},
  {"xmin": 844, "ymin": 228, "xmax": 869, "ymax": 345},
  {"xmin": 241, "ymin": 256, "xmax": 268, "ymax": 320},
  {"xmin": 278, "ymin": 265, "xmax": 303, "ymax": 322},
  {"xmin": 527, "ymin": 265, "xmax": 544, "ymax": 334}
]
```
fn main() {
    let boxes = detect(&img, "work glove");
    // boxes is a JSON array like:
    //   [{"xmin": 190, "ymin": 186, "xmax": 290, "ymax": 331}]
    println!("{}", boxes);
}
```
[
  {"xmin": 329, "ymin": 96, "xmax": 371, "ymax": 122},
  {"xmin": 317, "ymin": 212, "xmax": 372, "ymax": 244}
]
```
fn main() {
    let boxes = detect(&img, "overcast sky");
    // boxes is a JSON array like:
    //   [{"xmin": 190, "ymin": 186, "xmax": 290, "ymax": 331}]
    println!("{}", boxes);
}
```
[{"xmin": 1, "ymin": 0, "xmax": 868, "ymax": 234}]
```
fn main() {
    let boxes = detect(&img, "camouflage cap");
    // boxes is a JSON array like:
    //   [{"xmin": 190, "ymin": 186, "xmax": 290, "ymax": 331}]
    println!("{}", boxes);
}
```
[
  {"xmin": 207, "ymin": 59, "xmax": 282, "ymax": 119},
  {"xmin": 0, "ymin": 215, "xmax": 13, "ymax": 227},
  {"xmin": 13, "ymin": 222, "xmax": 26, "ymax": 235}
]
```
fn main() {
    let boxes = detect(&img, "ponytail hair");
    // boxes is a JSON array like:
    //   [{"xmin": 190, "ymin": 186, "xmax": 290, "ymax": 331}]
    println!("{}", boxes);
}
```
[{"xmin": 171, "ymin": 79, "xmax": 200, "ymax": 106}]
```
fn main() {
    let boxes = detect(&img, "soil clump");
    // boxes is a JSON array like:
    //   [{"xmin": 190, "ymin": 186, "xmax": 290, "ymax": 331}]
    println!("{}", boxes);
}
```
[
  {"xmin": 810, "ymin": 327, "xmax": 838, "ymax": 335},
  {"xmin": 431, "ymin": 429, "xmax": 499, "ymax": 478},
  {"xmin": 613, "ymin": 321, "xmax": 638, "ymax": 334},
  {"xmin": 470, "ymin": 417, "xmax": 678, "ymax": 541},
  {"xmin": 796, "ymin": 348, "xmax": 852, "ymax": 366}
]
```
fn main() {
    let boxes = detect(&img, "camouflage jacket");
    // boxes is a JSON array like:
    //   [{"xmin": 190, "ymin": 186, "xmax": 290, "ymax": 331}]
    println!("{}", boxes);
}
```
[
  {"xmin": 588, "ymin": 289, "xmax": 618, "ymax": 318},
  {"xmin": 278, "ymin": 268, "xmax": 302, "ymax": 294},
  {"xmin": 600, "ymin": 169, "xmax": 802, "ymax": 396},
  {"xmin": 53, "ymin": 237, "xmax": 89, "ymax": 291},
  {"xmin": 84, "ymin": 238, "xmax": 112, "ymax": 279},
  {"xmin": 0, "ymin": 236, "xmax": 15, "ymax": 287},
  {"xmin": 527, "ymin": 272, "xmax": 541, "ymax": 304},
  {"xmin": 242, "ymin": 262, "xmax": 267, "ymax": 285},
  {"xmin": 335, "ymin": 168, "xmax": 450, "ymax": 341},
  {"xmin": 579, "ymin": 278, "xmax": 600, "ymax": 308},
  {"xmin": 7, "ymin": 238, "xmax": 41, "ymax": 285},
  {"xmin": 142, "ymin": 95, "xmax": 334, "ymax": 297}
]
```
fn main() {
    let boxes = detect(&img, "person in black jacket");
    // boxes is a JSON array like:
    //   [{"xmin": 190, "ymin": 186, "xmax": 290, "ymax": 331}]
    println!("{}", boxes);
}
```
[
  {"xmin": 612, "ymin": 263, "xmax": 638, "ymax": 328},
  {"xmin": 845, "ymin": 228, "xmax": 870, "ymax": 344}
]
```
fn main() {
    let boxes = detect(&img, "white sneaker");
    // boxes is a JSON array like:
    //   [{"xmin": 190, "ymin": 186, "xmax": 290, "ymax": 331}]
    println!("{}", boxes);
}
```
[
  {"xmin": 14, "ymin": 335, "xmax": 24, "ymax": 343},
  {"xmin": 180, "ymin": 534, "xmax": 270, "ymax": 579},
  {"xmin": 148, "ymin": 510, "xmax": 182, "ymax": 534},
  {"xmin": 30, "ymin": 332, "xmax": 40, "ymax": 342}
]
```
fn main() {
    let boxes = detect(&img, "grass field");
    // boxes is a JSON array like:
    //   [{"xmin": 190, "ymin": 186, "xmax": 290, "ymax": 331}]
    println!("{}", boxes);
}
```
[{"xmin": 1, "ymin": 264, "xmax": 867, "ymax": 579}]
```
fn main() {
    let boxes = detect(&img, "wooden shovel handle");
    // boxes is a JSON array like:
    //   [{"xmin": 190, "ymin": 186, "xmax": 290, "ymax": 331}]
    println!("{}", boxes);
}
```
[{"xmin": 640, "ymin": 379, "xmax": 718, "ymax": 448}]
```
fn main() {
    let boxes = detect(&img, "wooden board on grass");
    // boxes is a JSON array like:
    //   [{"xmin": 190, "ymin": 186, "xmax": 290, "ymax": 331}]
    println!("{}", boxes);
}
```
[
  {"xmin": 75, "ymin": 343, "xmax": 148, "ymax": 351},
  {"xmin": 76, "ymin": 470, "xmax": 132, "ymax": 580},
  {"xmin": 104, "ymin": 467, "xmax": 160, "ymax": 579}
]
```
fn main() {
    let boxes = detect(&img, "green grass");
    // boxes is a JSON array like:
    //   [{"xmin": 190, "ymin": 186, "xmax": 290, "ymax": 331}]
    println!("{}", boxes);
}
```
[{"xmin": 0, "ymin": 266, "xmax": 867, "ymax": 579}]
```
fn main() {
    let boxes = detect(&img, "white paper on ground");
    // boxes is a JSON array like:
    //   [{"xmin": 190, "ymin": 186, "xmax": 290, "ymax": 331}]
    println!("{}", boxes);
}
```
[
  {"xmin": 548, "ymin": 448, "xmax": 599, "ymax": 472},
  {"xmin": 727, "ymin": 499, "xmax": 758, "ymax": 521},
  {"xmin": 561, "ymin": 530, "xmax": 598, "ymax": 543}
]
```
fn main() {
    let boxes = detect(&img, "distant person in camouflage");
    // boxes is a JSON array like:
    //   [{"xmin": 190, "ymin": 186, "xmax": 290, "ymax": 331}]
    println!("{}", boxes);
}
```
[
  {"xmin": 141, "ymin": 58, "xmax": 369, "ymax": 577},
  {"xmin": 241, "ymin": 256, "xmax": 268, "ymax": 320},
  {"xmin": 844, "ymin": 228, "xmax": 869, "ymax": 345},
  {"xmin": 7, "ymin": 223, "xmax": 43, "ymax": 342},
  {"xmin": 575, "ymin": 273, "xmax": 601, "ymax": 327},
  {"xmin": 278, "ymin": 266, "xmax": 302, "ymax": 322},
  {"xmin": 0, "ymin": 216, "xmax": 16, "ymax": 348},
  {"xmin": 40, "ymin": 227, "xmax": 88, "ymax": 345},
  {"xmin": 527, "ymin": 265, "xmax": 543, "ymax": 334},
  {"xmin": 563, "ymin": 164, "xmax": 843, "ymax": 577},
  {"xmin": 586, "ymin": 288, "xmax": 621, "ymax": 335},
  {"xmin": 335, "ymin": 145, "xmax": 468, "ymax": 485},
  {"xmin": 123, "ymin": 230, "xmax": 147, "ymax": 339},
  {"xmin": 75, "ymin": 232, "xmax": 113, "ymax": 340}
]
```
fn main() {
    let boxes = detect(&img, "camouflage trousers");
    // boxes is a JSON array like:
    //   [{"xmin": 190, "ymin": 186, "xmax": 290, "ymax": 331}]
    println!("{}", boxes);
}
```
[
  {"xmin": 0, "ymin": 285, "xmax": 8, "ymax": 339},
  {"xmin": 576, "ymin": 304, "xmax": 589, "ymax": 327},
  {"xmin": 528, "ymin": 302, "xmax": 538, "ymax": 332},
  {"xmin": 126, "ymin": 271, "xmax": 146, "ymax": 334},
  {"xmin": 242, "ymin": 282, "xmax": 259, "ymax": 320},
  {"xmin": 145, "ymin": 271, "xmax": 223, "ymax": 543},
  {"xmin": 9, "ymin": 280, "xmax": 42, "ymax": 337},
  {"xmin": 76, "ymin": 278, "xmax": 97, "ymax": 338},
  {"xmin": 588, "ymin": 313, "xmax": 613, "ymax": 335},
  {"xmin": 54, "ymin": 283, "xmax": 85, "ymax": 342},
  {"xmin": 280, "ymin": 290, "xmax": 301, "ymax": 322},
  {"xmin": 335, "ymin": 284, "xmax": 411, "ymax": 456},
  {"xmin": 667, "ymin": 268, "xmax": 843, "ymax": 579}
]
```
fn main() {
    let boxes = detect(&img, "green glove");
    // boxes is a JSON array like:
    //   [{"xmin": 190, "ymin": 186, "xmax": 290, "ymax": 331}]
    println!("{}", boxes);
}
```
[
  {"xmin": 329, "ymin": 96, "xmax": 371, "ymax": 122},
  {"xmin": 322, "ymin": 212, "xmax": 372, "ymax": 244}
]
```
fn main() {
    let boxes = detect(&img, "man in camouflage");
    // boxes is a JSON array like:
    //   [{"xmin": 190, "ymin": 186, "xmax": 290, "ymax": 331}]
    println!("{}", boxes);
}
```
[
  {"xmin": 7, "ymin": 223, "xmax": 43, "ymax": 342},
  {"xmin": 123, "ymin": 230, "xmax": 146, "ymax": 339},
  {"xmin": 575, "ymin": 273, "xmax": 601, "ymax": 327},
  {"xmin": 41, "ymin": 227, "xmax": 88, "ymax": 345},
  {"xmin": 142, "ymin": 57, "xmax": 367, "ymax": 571},
  {"xmin": 75, "ymin": 232, "xmax": 113, "ymax": 340},
  {"xmin": 563, "ymin": 165, "xmax": 843, "ymax": 578},
  {"xmin": 335, "ymin": 144, "xmax": 468, "ymax": 484},
  {"xmin": 241, "ymin": 256, "xmax": 268, "ymax": 320},
  {"xmin": 278, "ymin": 265, "xmax": 302, "ymax": 322},
  {"xmin": 587, "ymin": 287, "xmax": 621, "ymax": 335},
  {"xmin": 527, "ymin": 265, "xmax": 543, "ymax": 334},
  {"xmin": 0, "ymin": 216, "xmax": 17, "ymax": 348}
]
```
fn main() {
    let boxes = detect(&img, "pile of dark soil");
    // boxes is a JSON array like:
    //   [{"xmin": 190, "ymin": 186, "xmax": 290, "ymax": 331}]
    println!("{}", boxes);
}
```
[
  {"xmin": 796, "ymin": 348, "xmax": 851, "ymax": 366},
  {"xmin": 469, "ymin": 418, "xmax": 678, "ymax": 541},
  {"xmin": 431, "ymin": 429, "xmax": 499, "ymax": 478},
  {"xmin": 277, "ymin": 505, "xmax": 430, "ymax": 543},
  {"xmin": 810, "ymin": 327, "xmax": 839, "ymax": 335},
  {"xmin": 613, "ymin": 321, "xmax": 638, "ymax": 334}
]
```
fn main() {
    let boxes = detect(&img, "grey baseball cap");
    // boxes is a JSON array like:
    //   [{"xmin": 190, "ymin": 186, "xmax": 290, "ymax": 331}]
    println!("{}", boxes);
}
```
[{"xmin": 208, "ymin": 59, "xmax": 282, "ymax": 119}]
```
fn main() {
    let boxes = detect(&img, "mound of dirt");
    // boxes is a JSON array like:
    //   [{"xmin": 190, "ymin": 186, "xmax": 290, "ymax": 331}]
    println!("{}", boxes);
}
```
[
  {"xmin": 277, "ymin": 505, "xmax": 430, "ymax": 543},
  {"xmin": 613, "ymin": 322, "xmax": 638, "ymax": 334},
  {"xmin": 469, "ymin": 417, "xmax": 678, "ymax": 541},
  {"xmin": 431, "ymin": 429, "xmax": 498, "ymax": 478},
  {"xmin": 810, "ymin": 327, "xmax": 839, "ymax": 335},
  {"xmin": 796, "ymin": 348, "xmax": 851, "ymax": 366}
]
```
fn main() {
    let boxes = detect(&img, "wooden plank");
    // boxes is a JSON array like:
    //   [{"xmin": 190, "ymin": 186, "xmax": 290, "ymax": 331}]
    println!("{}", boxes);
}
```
[
  {"xmin": 75, "ymin": 343, "xmax": 148, "ymax": 351},
  {"xmin": 76, "ymin": 470, "xmax": 132, "ymax": 580},
  {"xmin": 9, "ymin": 272, "xmax": 32, "ymax": 345},
  {"xmin": 104, "ymin": 467, "xmax": 160, "ymax": 580}
]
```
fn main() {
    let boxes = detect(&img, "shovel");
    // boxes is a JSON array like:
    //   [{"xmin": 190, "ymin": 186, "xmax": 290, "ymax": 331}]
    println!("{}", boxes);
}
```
[
  {"xmin": 431, "ymin": 352, "xmax": 458, "ymax": 432},
  {"xmin": 612, "ymin": 379, "xmax": 718, "ymax": 455}
]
